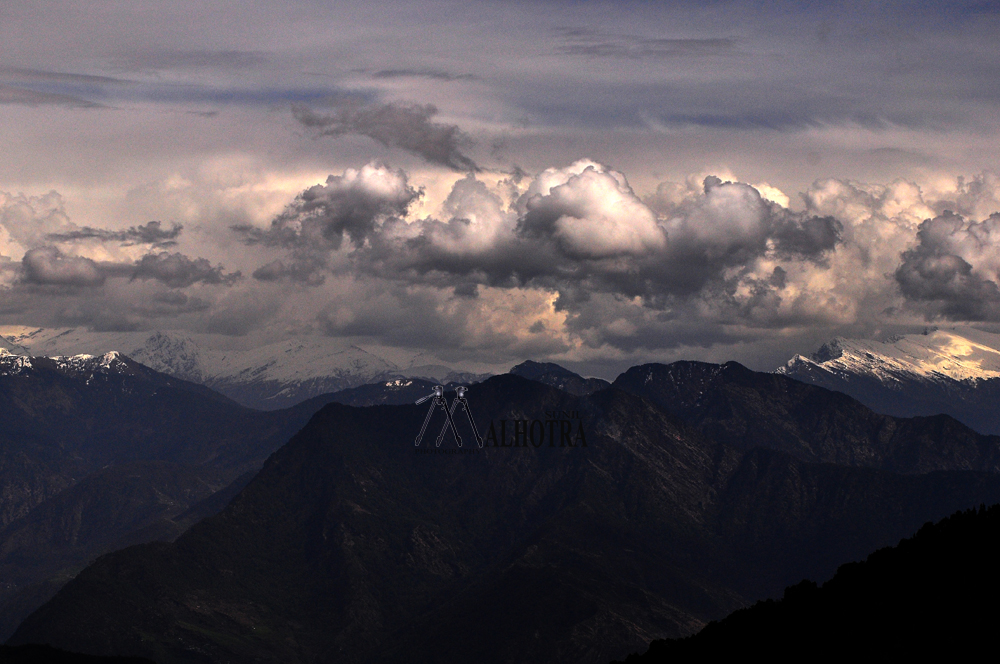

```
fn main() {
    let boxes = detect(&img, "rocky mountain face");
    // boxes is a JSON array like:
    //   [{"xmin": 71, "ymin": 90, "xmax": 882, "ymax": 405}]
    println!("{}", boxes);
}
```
[
  {"xmin": 616, "ymin": 503, "xmax": 1000, "ymax": 661},
  {"xmin": 613, "ymin": 360, "xmax": 1000, "ymax": 474},
  {"xmin": 0, "ymin": 353, "xmax": 333, "ymax": 641},
  {"xmin": 0, "ymin": 328, "xmax": 492, "ymax": 410},
  {"xmin": 12, "ymin": 372, "xmax": 1000, "ymax": 664},
  {"xmin": 509, "ymin": 360, "xmax": 610, "ymax": 395},
  {"xmin": 777, "ymin": 329, "xmax": 1000, "ymax": 435}
]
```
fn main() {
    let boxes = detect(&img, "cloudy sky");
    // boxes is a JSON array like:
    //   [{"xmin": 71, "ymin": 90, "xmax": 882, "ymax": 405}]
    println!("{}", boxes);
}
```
[{"xmin": 2, "ymin": 0, "xmax": 1000, "ymax": 377}]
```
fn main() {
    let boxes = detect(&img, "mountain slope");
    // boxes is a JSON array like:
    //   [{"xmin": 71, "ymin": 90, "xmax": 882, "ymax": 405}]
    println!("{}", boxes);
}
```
[
  {"xmin": 509, "ymin": 360, "xmax": 610, "ymax": 395},
  {"xmin": 0, "ymin": 353, "xmax": 337, "ymax": 641},
  {"xmin": 778, "ymin": 329, "xmax": 1000, "ymax": 435},
  {"xmin": 617, "ymin": 503, "xmax": 1000, "ymax": 661},
  {"xmin": 613, "ymin": 360, "xmax": 1000, "ymax": 474},
  {"xmin": 13, "ymin": 376, "xmax": 1000, "ymax": 663}
]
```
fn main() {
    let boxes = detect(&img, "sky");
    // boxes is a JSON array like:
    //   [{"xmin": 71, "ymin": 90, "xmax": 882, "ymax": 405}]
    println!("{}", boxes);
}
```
[{"xmin": 2, "ymin": 0, "xmax": 1000, "ymax": 378}]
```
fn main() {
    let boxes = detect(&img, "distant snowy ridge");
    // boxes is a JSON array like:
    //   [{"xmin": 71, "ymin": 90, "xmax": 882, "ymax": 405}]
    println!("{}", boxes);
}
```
[
  {"xmin": 0, "ymin": 349, "xmax": 127, "ymax": 374},
  {"xmin": 0, "ymin": 327, "xmax": 492, "ymax": 409},
  {"xmin": 778, "ymin": 329, "xmax": 1000, "ymax": 386},
  {"xmin": 777, "ymin": 328, "xmax": 1000, "ymax": 435}
]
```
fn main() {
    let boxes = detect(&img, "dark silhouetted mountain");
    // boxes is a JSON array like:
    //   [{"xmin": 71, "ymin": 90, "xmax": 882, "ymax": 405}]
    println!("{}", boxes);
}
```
[
  {"xmin": 613, "ymin": 361, "xmax": 1000, "ymax": 474},
  {"xmin": 12, "ymin": 376, "xmax": 1000, "ymax": 663},
  {"xmin": 616, "ymin": 503, "xmax": 1000, "ymax": 661},
  {"xmin": 296, "ymin": 377, "xmax": 478, "ymax": 410},
  {"xmin": 509, "ymin": 360, "xmax": 610, "ymax": 395},
  {"xmin": 0, "ymin": 353, "xmax": 338, "ymax": 640},
  {"xmin": 0, "ymin": 643, "xmax": 155, "ymax": 663}
]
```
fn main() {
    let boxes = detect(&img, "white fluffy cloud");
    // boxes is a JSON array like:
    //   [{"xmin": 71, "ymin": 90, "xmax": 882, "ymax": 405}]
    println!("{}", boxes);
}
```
[{"xmin": 519, "ymin": 161, "xmax": 666, "ymax": 258}]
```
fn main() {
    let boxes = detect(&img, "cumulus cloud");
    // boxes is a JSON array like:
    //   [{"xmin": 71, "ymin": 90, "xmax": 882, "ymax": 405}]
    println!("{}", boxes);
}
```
[
  {"xmin": 18, "ymin": 157, "xmax": 1000, "ymax": 371},
  {"xmin": 47, "ymin": 220, "xmax": 182, "ymax": 247},
  {"xmin": 243, "ymin": 161, "xmax": 846, "ymax": 352},
  {"xmin": 235, "ymin": 163, "xmax": 419, "ymax": 285},
  {"xmin": 21, "ymin": 247, "xmax": 106, "ymax": 287},
  {"xmin": 0, "ymin": 191, "xmax": 74, "ymax": 251},
  {"xmin": 293, "ymin": 102, "xmax": 478, "ymax": 172},
  {"xmin": 236, "ymin": 163, "xmax": 418, "ymax": 250},
  {"xmin": 895, "ymin": 212, "xmax": 1000, "ymax": 321},
  {"xmin": 518, "ymin": 161, "xmax": 666, "ymax": 258}
]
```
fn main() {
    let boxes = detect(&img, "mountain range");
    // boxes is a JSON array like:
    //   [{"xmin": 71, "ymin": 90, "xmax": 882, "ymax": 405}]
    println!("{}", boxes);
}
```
[
  {"xmin": 0, "ymin": 327, "xmax": 490, "ymax": 410},
  {"xmin": 778, "ymin": 327, "xmax": 1000, "ymax": 435},
  {"xmin": 10, "ymin": 365, "xmax": 1000, "ymax": 663},
  {"xmin": 12, "ymin": 324, "xmax": 1000, "ymax": 438}
]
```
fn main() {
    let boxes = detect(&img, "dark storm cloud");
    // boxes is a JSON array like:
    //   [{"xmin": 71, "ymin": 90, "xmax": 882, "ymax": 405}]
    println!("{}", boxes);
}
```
[
  {"xmin": 47, "ymin": 220, "xmax": 182, "ymax": 247},
  {"xmin": 21, "ymin": 247, "xmax": 105, "ymax": 287},
  {"xmin": 895, "ymin": 212, "xmax": 1000, "ymax": 321},
  {"xmin": 19, "ymin": 248, "xmax": 239, "ymax": 290},
  {"xmin": 770, "ymin": 212, "xmax": 843, "ymax": 259},
  {"xmin": 132, "ymin": 290, "xmax": 212, "ymax": 316},
  {"xmin": 252, "ymin": 257, "xmax": 328, "ymax": 286},
  {"xmin": 293, "ymin": 102, "xmax": 478, "ymax": 172},
  {"xmin": 127, "ymin": 252, "xmax": 242, "ymax": 288}
]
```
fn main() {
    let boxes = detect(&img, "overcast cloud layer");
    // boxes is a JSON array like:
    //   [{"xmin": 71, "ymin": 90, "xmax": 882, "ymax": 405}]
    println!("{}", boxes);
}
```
[{"xmin": 1, "ymin": 1, "xmax": 1000, "ymax": 376}]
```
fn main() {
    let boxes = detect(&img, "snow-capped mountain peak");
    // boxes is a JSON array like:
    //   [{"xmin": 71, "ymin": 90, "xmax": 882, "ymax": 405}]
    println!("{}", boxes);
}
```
[
  {"xmin": 0, "ymin": 348, "xmax": 134, "ymax": 378},
  {"xmin": 777, "ymin": 328, "xmax": 1000, "ymax": 435},
  {"xmin": 779, "ymin": 329, "xmax": 1000, "ymax": 384}
]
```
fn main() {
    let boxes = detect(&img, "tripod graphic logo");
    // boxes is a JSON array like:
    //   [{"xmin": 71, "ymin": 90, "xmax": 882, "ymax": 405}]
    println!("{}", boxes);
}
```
[{"xmin": 414, "ymin": 385, "xmax": 483, "ymax": 448}]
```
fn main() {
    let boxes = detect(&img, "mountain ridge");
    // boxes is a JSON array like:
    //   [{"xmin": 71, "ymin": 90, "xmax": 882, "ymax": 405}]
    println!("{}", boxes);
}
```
[
  {"xmin": 778, "ymin": 328, "xmax": 1000, "ymax": 435},
  {"xmin": 613, "ymin": 360, "xmax": 1000, "ymax": 474},
  {"xmin": 0, "ymin": 327, "xmax": 493, "ymax": 409},
  {"xmin": 13, "ymin": 372, "xmax": 1000, "ymax": 663}
]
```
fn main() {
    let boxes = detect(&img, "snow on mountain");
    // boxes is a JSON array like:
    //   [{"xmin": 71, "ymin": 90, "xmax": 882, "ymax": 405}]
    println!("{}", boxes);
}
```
[
  {"xmin": 0, "ymin": 349, "xmax": 154, "ymax": 382},
  {"xmin": 0, "ymin": 327, "xmax": 208, "ymax": 381},
  {"xmin": 777, "ymin": 328, "xmax": 1000, "ymax": 435},
  {"xmin": 0, "ymin": 327, "xmax": 489, "ymax": 409},
  {"xmin": 0, "ymin": 335, "xmax": 29, "ymax": 356},
  {"xmin": 778, "ymin": 329, "xmax": 1000, "ymax": 386}
]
